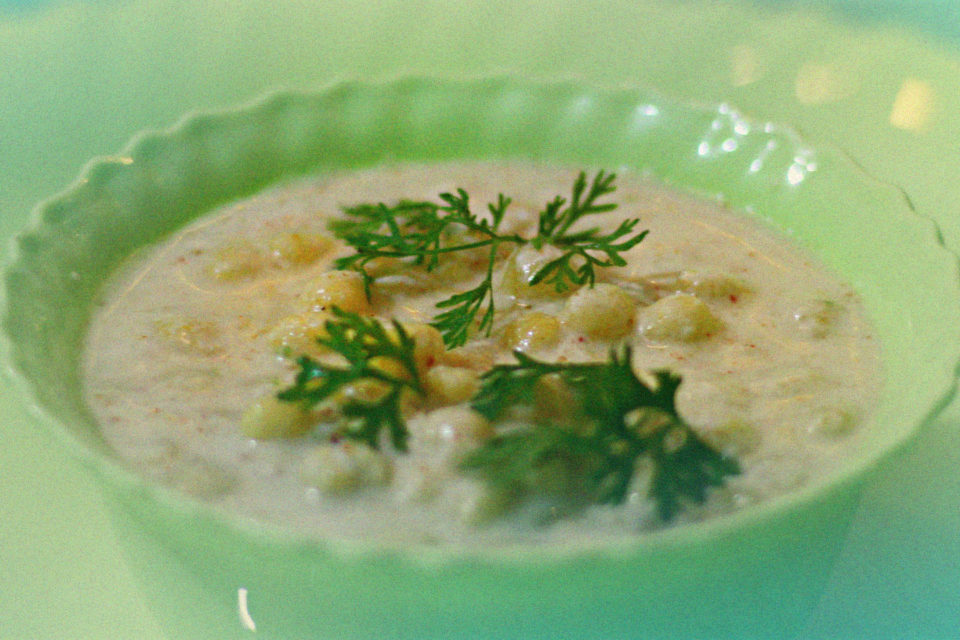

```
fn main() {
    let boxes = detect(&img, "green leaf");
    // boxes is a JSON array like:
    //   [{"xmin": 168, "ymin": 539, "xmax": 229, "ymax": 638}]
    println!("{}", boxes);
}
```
[
  {"xmin": 429, "ymin": 243, "xmax": 500, "ymax": 348},
  {"xmin": 329, "ymin": 170, "xmax": 647, "ymax": 347},
  {"xmin": 276, "ymin": 308, "xmax": 423, "ymax": 451},
  {"xmin": 463, "ymin": 348, "xmax": 740, "ymax": 521}
]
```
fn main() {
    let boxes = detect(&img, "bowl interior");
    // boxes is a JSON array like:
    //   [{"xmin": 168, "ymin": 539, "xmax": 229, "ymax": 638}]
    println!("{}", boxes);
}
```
[{"xmin": 3, "ymin": 77, "xmax": 958, "ymax": 553}]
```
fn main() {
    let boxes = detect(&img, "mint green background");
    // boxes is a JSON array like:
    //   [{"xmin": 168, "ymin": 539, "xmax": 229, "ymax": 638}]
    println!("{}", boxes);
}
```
[{"xmin": 1, "ymin": 2, "xmax": 959, "ymax": 638}]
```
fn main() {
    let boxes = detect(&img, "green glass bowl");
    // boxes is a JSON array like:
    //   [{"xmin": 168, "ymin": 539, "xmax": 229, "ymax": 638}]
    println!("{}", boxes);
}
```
[{"xmin": 3, "ymin": 78, "xmax": 958, "ymax": 638}]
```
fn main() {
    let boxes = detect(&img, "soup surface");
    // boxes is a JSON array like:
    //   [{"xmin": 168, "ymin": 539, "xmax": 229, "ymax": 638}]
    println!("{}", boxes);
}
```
[{"xmin": 82, "ymin": 162, "xmax": 881, "ymax": 546}]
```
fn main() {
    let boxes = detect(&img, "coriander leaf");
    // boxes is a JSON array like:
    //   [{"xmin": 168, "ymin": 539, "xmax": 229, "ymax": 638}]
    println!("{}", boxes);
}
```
[
  {"xmin": 530, "ymin": 171, "xmax": 648, "ymax": 293},
  {"xmin": 458, "ymin": 423, "xmax": 601, "ymax": 505},
  {"xmin": 329, "ymin": 189, "xmax": 523, "ymax": 348},
  {"xmin": 331, "ymin": 190, "xmax": 521, "ymax": 280},
  {"xmin": 646, "ymin": 413, "xmax": 741, "ymax": 521},
  {"xmin": 469, "ymin": 349, "xmax": 558, "ymax": 420},
  {"xmin": 462, "ymin": 348, "xmax": 740, "ymax": 521},
  {"xmin": 276, "ymin": 307, "xmax": 423, "ymax": 451},
  {"xmin": 458, "ymin": 424, "xmax": 581, "ymax": 489},
  {"xmin": 529, "ymin": 220, "xmax": 649, "ymax": 292},
  {"xmin": 488, "ymin": 193, "xmax": 512, "ymax": 230},
  {"xmin": 330, "ymin": 200, "xmax": 449, "ymax": 274},
  {"xmin": 430, "ymin": 244, "xmax": 499, "ymax": 348},
  {"xmin": 329, "ymin": 170, "xmax": 647, "ymax": 346},
  {"xmin": 534, "ymin": 169, "xmax": 618, "ymax": 240}
]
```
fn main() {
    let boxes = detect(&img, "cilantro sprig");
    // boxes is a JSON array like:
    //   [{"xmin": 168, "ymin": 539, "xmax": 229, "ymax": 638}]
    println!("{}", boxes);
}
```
[
  {"xmin": 330, "ymin": 190, "xmax": 518, "ymax": 298},
  {"xmin": 279, "ymin": 172, "xmax": 736, "ymax": 521},
  {"xmin": 277, "ymin": 308, "xmax": 423, "ymax": 451},
  {"xmin": 461, "ymin": 348, "xmax": 741, "ymax": 521},
  {"xmin": 276, "ymin": 312, "xmax": 739, "ymax": 521},
  {"xmin": 528, "ymin": 171, "xmax": 648, "ymax": 292},
  {"xmin": 329, "ymin": 171, "xmax": 647, "ymax": 347}
]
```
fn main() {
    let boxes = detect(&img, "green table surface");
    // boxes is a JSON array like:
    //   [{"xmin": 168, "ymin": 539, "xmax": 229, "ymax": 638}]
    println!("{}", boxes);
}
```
[{"xmin": 2, "ymin": 1, "xmax": 959, "ymax": 638}]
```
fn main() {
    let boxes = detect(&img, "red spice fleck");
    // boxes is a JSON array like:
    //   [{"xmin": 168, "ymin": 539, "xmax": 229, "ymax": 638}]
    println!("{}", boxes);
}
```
[
  {"xmin": 577, "ymin": 336, "xmax": 586, "ymax": 343},
  {"xmin": 729, "ymin": 294, "xmax": 739, "ymax": 303},
  {"xmin": 425, "ymin": 355, "xmax": 436, "ymax": 367}
]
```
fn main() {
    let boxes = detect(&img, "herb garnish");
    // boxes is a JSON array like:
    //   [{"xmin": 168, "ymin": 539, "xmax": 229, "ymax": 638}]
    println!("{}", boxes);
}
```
[
  {"xmin": 276, "ymin": 316, "xmax": 738, "ymax": 520},
  {"xmin": 330, "ymin": 171, "xmax": 648, "ymax": 347},
  {"xmin": 461, "ymin": 348, "xmax": 741, "ymax": 521},
  {"xmin": 277, "ymin": 308, "xmax": 422, "ymax": 451},
  {"xmin": 527, "ymin": 170, "xmax": 648, "ymax": 292},
  {"xmin": 279, "ymin": 173, "xmax": 736, "ymax": 521}
]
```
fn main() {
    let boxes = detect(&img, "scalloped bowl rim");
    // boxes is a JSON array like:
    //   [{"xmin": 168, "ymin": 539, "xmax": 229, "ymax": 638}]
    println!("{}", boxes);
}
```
[{"xmin": 2, "ymin": 77, "xmax": 959, "ymax": 565}]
